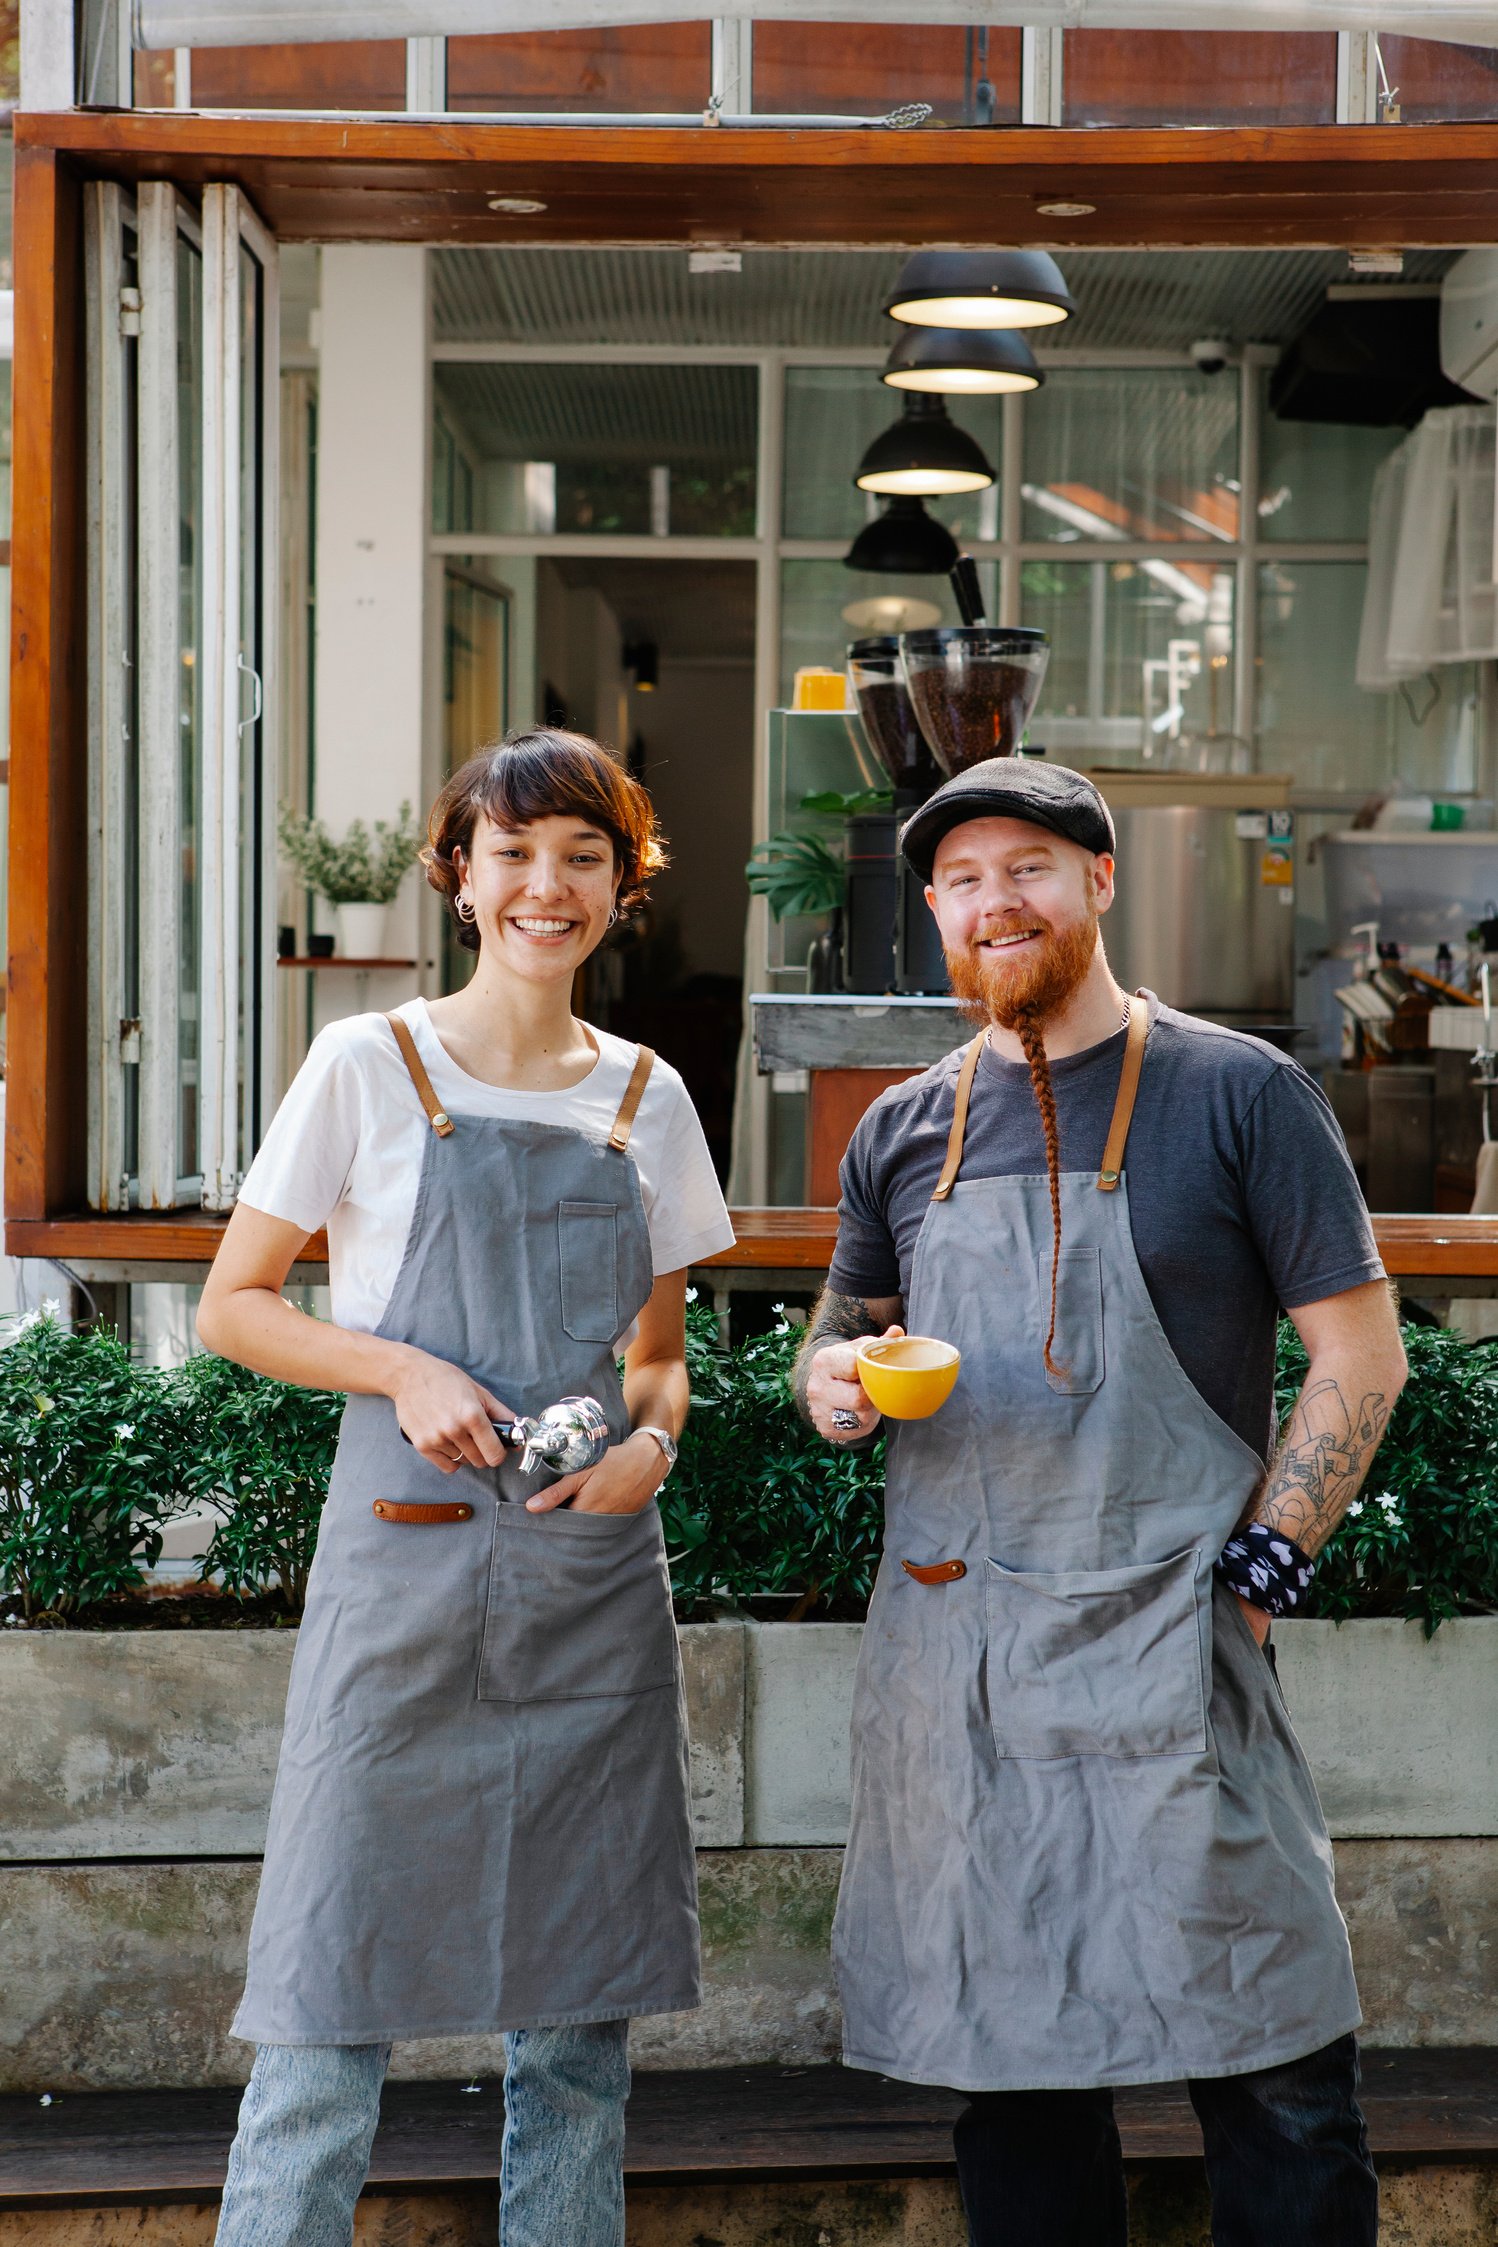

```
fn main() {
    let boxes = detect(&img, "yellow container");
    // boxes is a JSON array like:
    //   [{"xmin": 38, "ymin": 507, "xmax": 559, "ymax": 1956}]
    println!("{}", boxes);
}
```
[
  {"xmin": 793, "ymin": 666, "xmax": 849, "ymax": 712},
  {"xmin": 856, "ymin": 1335, "xmax": 961, "ymax": 1421}
]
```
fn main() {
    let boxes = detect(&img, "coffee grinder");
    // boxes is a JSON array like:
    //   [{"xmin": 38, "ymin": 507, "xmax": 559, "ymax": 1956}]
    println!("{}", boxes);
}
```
[{"xmin": 845, "ymin": 636, "xmax": 945, "ymax": 994}]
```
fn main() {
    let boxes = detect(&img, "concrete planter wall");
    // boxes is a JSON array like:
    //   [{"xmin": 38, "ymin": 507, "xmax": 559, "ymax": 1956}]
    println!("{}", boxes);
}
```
[{"xmin": 0, "ymin": 1618, "xmax": 1493, "ymax": 2088}]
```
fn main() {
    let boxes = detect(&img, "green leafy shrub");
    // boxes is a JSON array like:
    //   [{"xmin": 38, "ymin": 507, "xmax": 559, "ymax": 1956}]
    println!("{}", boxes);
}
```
[
  {"xmin": 663, "ymin": 1299, "xmax": 885, "ymax": 1618},
  {"xmin": 171, "ymin": 1352, "xmax": 343, "ymax": 1610},
  {"xmin": 0, "ymin": 1312, "xmax": 184, "ymax": 1618},
  {"xmin": 277, "ymin": 800, "xmax": 422, "ymax": 906},
  {"xmin": 1277, "ymin": 1320, "xmax": 1498, "ymax": 1634}
]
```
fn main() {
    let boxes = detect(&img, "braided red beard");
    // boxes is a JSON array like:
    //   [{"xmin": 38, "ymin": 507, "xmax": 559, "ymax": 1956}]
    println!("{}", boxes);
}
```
[{"xmin": 943, "ymin": 902, "xmax": 1100, "ymax": 1378}]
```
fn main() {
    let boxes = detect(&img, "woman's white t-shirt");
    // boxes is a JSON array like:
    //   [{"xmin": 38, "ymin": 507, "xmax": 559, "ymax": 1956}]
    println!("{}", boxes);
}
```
[{"xmin": 237, "ymin": 999, "xmax": 736, "ymax": 1338}]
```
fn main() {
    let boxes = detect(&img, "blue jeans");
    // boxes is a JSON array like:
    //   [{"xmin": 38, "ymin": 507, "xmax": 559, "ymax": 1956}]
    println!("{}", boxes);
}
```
[
  {"xmin": 952, "ymin": 2033, "xmax": 1378, "ymax": 2246},
  {"xmin": 215, "ymin": 2020, "xmax": 630, "ymax": 2247}
]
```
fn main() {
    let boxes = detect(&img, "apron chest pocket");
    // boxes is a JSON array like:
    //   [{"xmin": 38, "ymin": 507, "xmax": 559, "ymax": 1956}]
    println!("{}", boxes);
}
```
[
  {"xmin": 559, "ymin": 1201, "xmax": 620, "ymax": 1343},
  {"xmin": 985, "ymin": 1548, "xmax": 1206, "ymax": 1759},
  {"xmin": 1036, "ymin": 1245, "xmax": 1104, "ymax": 1395},
  {"xmin": 478, "ymin": 1503, "xmax": 677, "ymax": 1702}
]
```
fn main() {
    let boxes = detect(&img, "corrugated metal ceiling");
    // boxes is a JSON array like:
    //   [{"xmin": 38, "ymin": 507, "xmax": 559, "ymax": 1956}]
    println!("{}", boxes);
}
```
[
  {"xmin": 431, "ymin": 245, "xmax": 1459, "ymax": 352},
  {"xmin": 435, "ymin": 360, "xmax": 757, "ymax": 463}
]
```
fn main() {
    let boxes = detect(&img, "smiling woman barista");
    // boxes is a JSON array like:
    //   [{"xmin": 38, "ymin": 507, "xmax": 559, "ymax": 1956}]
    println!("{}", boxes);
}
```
[{"xmin": 196, "ymin": 731, "xmax": 735, "ymax": 2247}]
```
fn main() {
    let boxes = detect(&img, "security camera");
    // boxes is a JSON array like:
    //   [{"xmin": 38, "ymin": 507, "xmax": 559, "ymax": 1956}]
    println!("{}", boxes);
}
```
[{"xmin": 1190, "ymin": 338, "xmax": 1232, "ymax": 375}]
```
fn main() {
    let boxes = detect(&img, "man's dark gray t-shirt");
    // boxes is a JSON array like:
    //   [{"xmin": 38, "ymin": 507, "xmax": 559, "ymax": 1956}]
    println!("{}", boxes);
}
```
[{"xmin": 828, "ymin": 997, "xmax": 1384, "ymax": 1462}]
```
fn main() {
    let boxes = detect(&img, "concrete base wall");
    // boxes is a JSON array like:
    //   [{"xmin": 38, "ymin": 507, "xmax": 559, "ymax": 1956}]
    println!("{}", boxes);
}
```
[
  {"xmin": 1, "ymin": 1839, "xmax": 1493, "ymax": 2092},
  {"xmin": 0, "ymin": 2167, "xmax": 1495, "ymax": 2246}
]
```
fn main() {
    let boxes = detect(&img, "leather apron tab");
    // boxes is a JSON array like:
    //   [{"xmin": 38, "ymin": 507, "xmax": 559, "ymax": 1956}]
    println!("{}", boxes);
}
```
[
  {"xmin": 901, "ymin": 1558, "xmax": 967, "ymax": 1584},
  {"xmin": 372, "ymin": 1499, "xmax": 474, "ymax": 1524},
  {"xmin": 385, "ymin": 1013, "xmax": 455, "ymax": 1136}
]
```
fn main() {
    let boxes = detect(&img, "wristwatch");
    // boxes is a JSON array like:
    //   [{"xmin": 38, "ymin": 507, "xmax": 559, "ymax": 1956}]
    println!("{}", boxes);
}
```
[{"xmin": 636, "ymin": 1424, "xmax": 679, "ymax": 1474}]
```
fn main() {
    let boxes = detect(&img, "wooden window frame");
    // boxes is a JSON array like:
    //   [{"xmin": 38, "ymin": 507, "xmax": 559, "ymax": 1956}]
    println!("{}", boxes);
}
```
[{"xmin": 11, "ymin": 111, "xmax": 1498, "ymax": 1270}]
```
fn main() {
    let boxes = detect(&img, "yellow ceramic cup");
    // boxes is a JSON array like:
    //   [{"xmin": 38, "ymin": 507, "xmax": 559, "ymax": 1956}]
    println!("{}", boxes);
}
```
[{"xmin": 855, "ymin": 1335, "xmax": 961, "ymax": 1421}]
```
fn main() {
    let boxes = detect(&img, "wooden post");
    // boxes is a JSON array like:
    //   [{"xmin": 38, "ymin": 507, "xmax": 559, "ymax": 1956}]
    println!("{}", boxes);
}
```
[{"xmin": 7, "ymin": 145, "xmax": 86, "ymax": 1228}]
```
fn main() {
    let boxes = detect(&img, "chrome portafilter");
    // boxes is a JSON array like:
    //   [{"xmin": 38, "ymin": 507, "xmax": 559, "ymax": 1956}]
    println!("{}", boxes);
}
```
[
  {"xmin": 399, "ymin": 1393, "xmax": 611, "ymax": 1476},
  {"xmin": 497, "ymin": 1395, "xmax": 612, "ymax": 1477}
]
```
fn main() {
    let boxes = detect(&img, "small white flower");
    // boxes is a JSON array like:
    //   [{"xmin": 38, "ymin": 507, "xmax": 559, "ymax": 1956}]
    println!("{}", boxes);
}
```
[
  {"xmin": 1346, "ymin": 1500, "xmax": 1364, "ymax": 1518},
  {"xmin": 1377, "ymin": 1492, "xmax": 1401, "ymax": 1515},
  {"xmin": 685, "ymin": 1286, "xmax": 698, "ymax": 1303},
  {"xmin": 40, "ymin": 1298, "xmax": 60, "ymax": 1320},
  {"xmin": 113, "ymin": 1423, "xmax": 136, "ymax": 1442}
]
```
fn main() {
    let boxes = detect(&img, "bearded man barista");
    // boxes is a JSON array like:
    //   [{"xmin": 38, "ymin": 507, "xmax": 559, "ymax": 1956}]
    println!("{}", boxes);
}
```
[{"xmin": 794, "ymin": 759, "xmax": 1404, "ymax": 2247}]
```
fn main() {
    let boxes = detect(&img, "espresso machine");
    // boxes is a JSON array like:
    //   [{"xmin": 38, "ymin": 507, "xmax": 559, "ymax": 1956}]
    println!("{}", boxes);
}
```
[{"xmin": 843, "ymin": 565, "xmax": 1051, "ymax": 995}]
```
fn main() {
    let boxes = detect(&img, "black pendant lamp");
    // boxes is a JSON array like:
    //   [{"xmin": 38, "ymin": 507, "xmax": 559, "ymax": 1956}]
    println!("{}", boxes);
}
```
[
  {"xmin": 855, "ymin": 394, "xmax": 995, "ymax": 497},
  {"xmin": 882, "ymin": 324, "xmax": 1043, "ymax": 397},
  {"xmin": 884, "ymin": 249, "xmax": 1074, "ymax": 331},
  {"xmin": 844, "ymin": 497, "xmax": 960, "ymax": 575}
]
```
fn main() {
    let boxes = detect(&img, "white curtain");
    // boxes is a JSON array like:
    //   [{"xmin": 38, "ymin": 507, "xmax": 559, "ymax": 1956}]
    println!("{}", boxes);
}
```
[
  {"xmin": 1358, "ymin": 404, "xmax": 1498, "ymax": 690},
  {"xmin": 134, "ymin": 1, "xmax": 1498, "ymax": 53}
]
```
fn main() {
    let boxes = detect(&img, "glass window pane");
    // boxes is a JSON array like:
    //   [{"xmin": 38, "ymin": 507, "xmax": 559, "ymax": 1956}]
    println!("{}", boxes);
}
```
[
  {"xmin": 1023, "ymin": 367, "xmax": 1239, "ymax": 545},
  {"xmin": 432, "ymin": 363, "xmax": 757, "ymax": 537},
  {"xmin": 779, "ymin": 557, "xmax": 965, "ymax": 709},
  {"xmin": 447, "ymin": 25, "xmax": 711, "ymax": 113},
  {"xmin": 186, "ymin": 42, "xmax": 406, "ymax": 110},
  {"xmin": 1257, "ymin": 560, "xmax": 1481, "ymax": 795},
  {"xmin": 783, "ymin": 366, "xmax": 1001, "ymax": 544},
  {"xmin": 1063, "ymin": 31, "xmax": 1336, "ymax": 126},
  {"xmin": 1021, "ymin": 556, "xmax": 1235, "ymax": 764},
  {"xmin": 176, "ymin": 234, "xmax": 202, "ymax": 1184},
  {"xmin": 1258, "ymin": 408, "xmax": 1400, "ymax": 543},
  {"xmin": 1375, "ymin": 38, "xmax": 1498, "ymax": 123},
  {"xmin": 753, "ymin": 24, "xmax": 1020, "ymax": 122}
]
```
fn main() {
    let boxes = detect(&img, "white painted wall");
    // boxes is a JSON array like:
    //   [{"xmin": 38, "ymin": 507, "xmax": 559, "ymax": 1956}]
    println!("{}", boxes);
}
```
[{"xmin": 311, "ymin": 247, "xmax": 430, "ymax": 1031}]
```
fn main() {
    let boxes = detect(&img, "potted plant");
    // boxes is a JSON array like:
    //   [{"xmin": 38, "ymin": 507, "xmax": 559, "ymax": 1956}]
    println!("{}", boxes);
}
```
[{"xmin": 277, "ymin": 801, "xmax": 423, "ymax": 959}]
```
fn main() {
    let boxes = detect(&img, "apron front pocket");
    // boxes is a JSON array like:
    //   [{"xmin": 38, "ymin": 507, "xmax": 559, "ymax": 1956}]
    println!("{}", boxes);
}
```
[
  {"xmin": 558, "ymin": 1201, "xmax": 620, "ymax": 1342},
  {"xmin": 985, "ymin": 1548, "xmax": 1206, "ymax": 1759},
  {"xmin": 478, "ymin": 1502, "xmax": 677, "ymax": 1702},
  {"xmin": 1036, "ymin": 1246, "xmax": 1104, "ymax": 1395}
]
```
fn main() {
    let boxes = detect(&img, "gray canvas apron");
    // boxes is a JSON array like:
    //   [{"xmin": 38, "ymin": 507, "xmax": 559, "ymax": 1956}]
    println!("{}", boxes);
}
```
[
  {"xmin": 233, "ymin": 1023, "xmax": 699, "ymax": 2045},
  {"xmin": 833, "ymin": 1000, "xmax": 1361, "ymax": 2092}
]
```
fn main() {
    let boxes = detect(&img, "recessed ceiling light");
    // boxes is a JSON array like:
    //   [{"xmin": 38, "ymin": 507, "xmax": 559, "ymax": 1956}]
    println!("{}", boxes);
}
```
[
  {"xmin": 489, "ymin": 195, "xmax": 547, "ymax": 215},
  {"xmin": 1034, "ymin": 200, "xmax": 1096, "ymax": 218}
]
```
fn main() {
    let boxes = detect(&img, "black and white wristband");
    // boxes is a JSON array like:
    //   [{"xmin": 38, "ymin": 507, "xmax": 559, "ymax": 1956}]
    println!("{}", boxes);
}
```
[{"xmin": 1215, "ymin": 1522, "xmax": 1317, "ymax": 1619}]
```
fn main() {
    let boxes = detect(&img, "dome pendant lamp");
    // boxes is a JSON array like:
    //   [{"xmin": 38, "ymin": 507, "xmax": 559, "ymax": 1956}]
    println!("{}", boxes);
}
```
[
  {"xmin": 844, "ymin": 497, "xmax": 960, "ymax": 576},
  {"xmin": 882, "ymin": 325, "xmax": 1044, "ymax": 397},
  {"xmin": 884, "ymin": 249, "xmax": 1074, "ymax": 331},
  {"xmin": 854, "ymin": 394, "xmax": 995, "ymax": 498}
]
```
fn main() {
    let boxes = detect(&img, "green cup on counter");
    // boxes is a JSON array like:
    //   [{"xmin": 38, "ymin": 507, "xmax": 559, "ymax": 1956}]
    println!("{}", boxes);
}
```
[{"xmin": 1432, "ymin": 802, "xmax": 1466, "ymax": 832}]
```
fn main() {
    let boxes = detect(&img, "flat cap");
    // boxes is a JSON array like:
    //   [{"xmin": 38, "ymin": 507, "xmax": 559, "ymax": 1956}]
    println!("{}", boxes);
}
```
[{"xmin": 900, "ymin": 757, "xmax": 1115, "ymax": 880}]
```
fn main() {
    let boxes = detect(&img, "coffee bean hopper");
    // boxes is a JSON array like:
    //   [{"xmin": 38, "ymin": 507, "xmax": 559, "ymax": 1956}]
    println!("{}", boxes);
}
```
[
  {"xmin": 900, "ymin": 558, "xmax": 1050, "ymax": 775},
  {"xmin": 846, "ymin": 635, "xmax": 948, "ymax": 995}
]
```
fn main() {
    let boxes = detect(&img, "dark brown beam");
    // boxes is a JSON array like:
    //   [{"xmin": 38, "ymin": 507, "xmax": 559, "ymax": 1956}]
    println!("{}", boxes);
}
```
[{"xmin": 18, "ymin": 113, "xmax": 1498, "ymax": 249}]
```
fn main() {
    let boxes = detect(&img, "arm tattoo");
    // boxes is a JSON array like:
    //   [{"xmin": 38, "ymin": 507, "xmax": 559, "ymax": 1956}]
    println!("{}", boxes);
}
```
[
  {"xmin": 1252, "ymin": 1376, "xmax": 1392, "ymax": 1561},
  {"xmin": 791, "ymin": 1288, "xmax": 879, "ymax": 1426}
]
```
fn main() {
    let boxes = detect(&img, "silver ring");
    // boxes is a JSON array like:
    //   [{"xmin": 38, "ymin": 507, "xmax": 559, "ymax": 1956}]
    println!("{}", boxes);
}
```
[{"xmin": 831, "ymin": 1409, "xmax": 860, "ymax": 1432}]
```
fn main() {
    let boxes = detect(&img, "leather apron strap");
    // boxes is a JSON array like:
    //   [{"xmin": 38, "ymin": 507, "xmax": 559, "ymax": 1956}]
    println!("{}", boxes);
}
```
[
  {"xmin": 929, "ymin": 998, "xmax": 1151, "ymax": 1203},
  {"xmin": 1097, "ymin": 996, "xmax": 1149, "ymax": 1192},
  {"xmin": 386, "ymin": 1013, "xmax": 455, "ymax": 1137},
  {"xmin": 608, "ymin": 1045, "xmax": 656, "ymax": 1153},
  {"xmin": 931, "ymin": 1033, "xmax": 987, "ymax": 1203}
]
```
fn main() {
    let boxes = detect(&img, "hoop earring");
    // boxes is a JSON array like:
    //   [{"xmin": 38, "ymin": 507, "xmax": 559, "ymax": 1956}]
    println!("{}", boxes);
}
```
[
  {"xmin": 456, "ymin": 893, "xmax": 476, "ymax": 924},
  {"xmin": 608, "ymin": 905, "xmax": 621, "ymax": 927}
]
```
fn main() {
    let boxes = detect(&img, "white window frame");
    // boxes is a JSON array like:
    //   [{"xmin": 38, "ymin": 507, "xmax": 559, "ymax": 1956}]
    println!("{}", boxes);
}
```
[
  {"xmin": 86, "ymin": 178, "xmax": 279, "ymax": 1213},
  {"xmin": 84, "ymin": 179, "xmax": 136, "ymax": 1211},
  {"xmin": 199, "ymin": 183, "xmax": 279, "ymax": 1211}
]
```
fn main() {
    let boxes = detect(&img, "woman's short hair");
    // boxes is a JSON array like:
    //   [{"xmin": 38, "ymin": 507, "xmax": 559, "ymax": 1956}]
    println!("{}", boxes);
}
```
[{"xmin": 422, "ymin": 730, "xmax": 667, "ymax": 952}]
